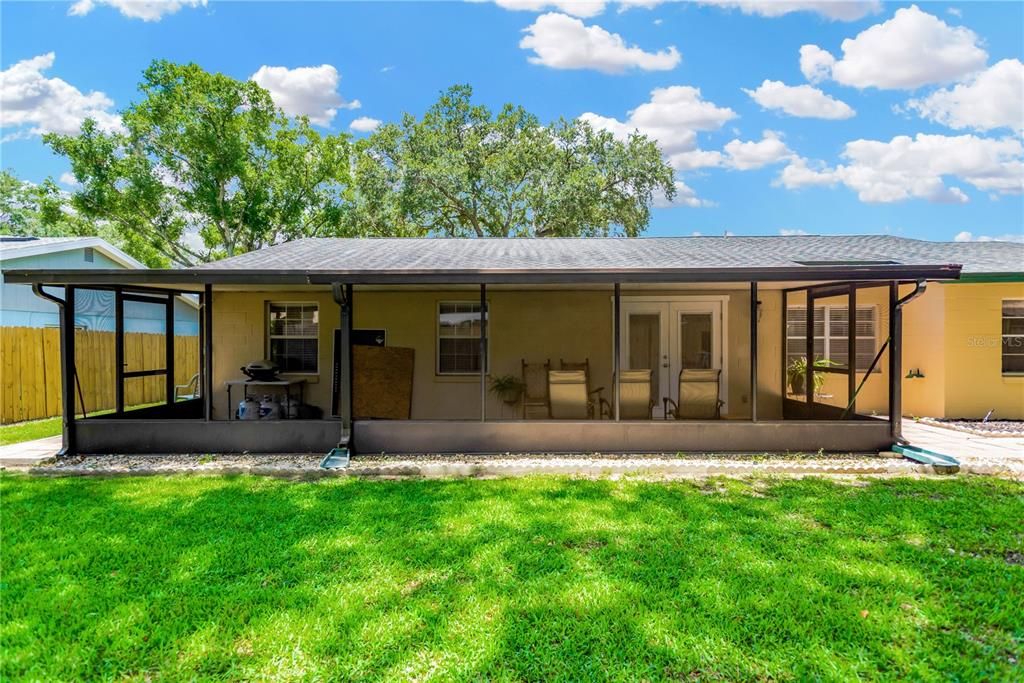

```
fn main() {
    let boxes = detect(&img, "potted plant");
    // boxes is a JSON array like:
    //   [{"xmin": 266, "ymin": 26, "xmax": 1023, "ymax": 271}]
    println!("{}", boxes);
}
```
[
  {"xmin": 489, "ymin": 374, "xmax": 525, "ymax": 406},
  {"xmin": 787, "ymin": 357, "xmax": 835, "ymax": 396}
]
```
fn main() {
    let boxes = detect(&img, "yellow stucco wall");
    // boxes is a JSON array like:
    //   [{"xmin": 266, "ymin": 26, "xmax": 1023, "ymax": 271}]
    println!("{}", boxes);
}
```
[{"xmin": 941, "ymin": 282, "xmax": 1024, "ymax": 419}]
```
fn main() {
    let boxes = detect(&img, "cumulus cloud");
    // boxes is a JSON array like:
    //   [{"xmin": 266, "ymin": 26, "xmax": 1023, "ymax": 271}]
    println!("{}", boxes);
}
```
[
  {"xmin": 906, "ymin": 59, "xmax": 1024, "ymax": 133},
  {"xmin": 491, "ymin": 0, "xmax": 606, "ymax": 17},
  {"xmin": 744, "ymin": 80, "xmax": 855, "ymax": 119},
  {"xmin": 802, "ymin": 5, "xmax": 987, "ymax": 90},
  {"xmin": 69, "ymin": 0, "xmax": 206, "ymax": 21},
  {"xmin": 250, "ymin": 64, "xmax": 359, "ymax": 126},
  {"xmin": 779, "ymin": 228, "xmax": 810, "ymax": 236},
  {"xmin": 653, "ymin": 180, "xmax": 713, "ymax": 208},
  {"xmin": 723, "ymin": 130, "xmax": 794, "ymax": 170},
  {"xmin": 349, "ymin": 116, "xmax": 382, "ymax": 133},
  {"xmin": 954, "ymin": 231, "xmax": 1024, "ymax": 243},
  {"xmin": 799, "ymin": 44, "xmax": 836, "ymax": 83},
  {"xmin": 0, "ymin": 52, "xmax": 122, "ymax": 139},
  {"xmin": 520, "ymin": 12, "xmax": 681, "ymax": 73},
  {"xmin": 778, "ymin": 133, "xmax": 1023, "ymax": 203},
  {"xmin": 699, "ymin": 1, "xmax": 880, "ymax": 21},
  {"xmin": 579, "ymin": 85, "xmax": 735, "ymax": 169}
]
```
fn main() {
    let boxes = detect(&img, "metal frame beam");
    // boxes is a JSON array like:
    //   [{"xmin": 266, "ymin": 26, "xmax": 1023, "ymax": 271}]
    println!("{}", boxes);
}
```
[
  {"xmin": 480, "ymin": 284, "xmax": 488, "ymax": 422},
  {"xmin": 750, "ymin": 282, "xmax": 758, "ymax": 422},
  {"xmin": 203, "ymin": 284, "xmax": 213, "ymax": 421},
  {"xmin": 613, "ymin": 283, "xmax": 621, "ymax": 422}
]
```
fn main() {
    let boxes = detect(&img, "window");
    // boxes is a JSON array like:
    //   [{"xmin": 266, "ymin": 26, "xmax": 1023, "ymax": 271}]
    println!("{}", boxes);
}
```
[
  {"xmin": 787, "ymin": 305, "xmax": 877, "ymax": 371},
  {"xmin": 267, "ymin": 303, "xmax": 318, "ymax": 373},
  {"xmin": 437, "ymin": 301, "xmax": 486, "ymax": 374},
  {"xmin": 1003, "ymin": 300, "xmax": 1024, "ymax": 375}
]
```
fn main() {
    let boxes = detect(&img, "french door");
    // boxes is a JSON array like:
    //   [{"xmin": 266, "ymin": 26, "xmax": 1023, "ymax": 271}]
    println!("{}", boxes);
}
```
[{"xmin": 619, "ymin": 298, "xmax": 726, "ymax": 417}]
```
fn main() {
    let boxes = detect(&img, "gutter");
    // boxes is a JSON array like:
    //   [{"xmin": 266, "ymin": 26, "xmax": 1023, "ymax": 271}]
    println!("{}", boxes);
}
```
[{"xmin": 30, "ymin": 285, "xmax": 76, "ymax": 456}]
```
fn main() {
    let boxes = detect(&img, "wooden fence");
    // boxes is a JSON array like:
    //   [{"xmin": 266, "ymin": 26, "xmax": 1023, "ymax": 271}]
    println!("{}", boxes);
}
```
[{"xmin": 1, "ymin": 327, "xmax": 199, "ymax": 424}]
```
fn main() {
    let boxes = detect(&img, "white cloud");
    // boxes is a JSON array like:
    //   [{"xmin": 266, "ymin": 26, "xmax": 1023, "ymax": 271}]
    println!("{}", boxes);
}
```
[
  {"xmin": 520, "ymin": 12, "xmax": 681, "ymax": 73},
  {"xmin": 778, "ymin": 133, "xmax": 1024, "ymax": 203},
  {"xmin": 906, "ymin": 59, "xmax": 1024, "ymax": 133},
  {"xmin": 779, "ymin": 228, "xmax": 810, "ymax": 236},
  {"xmin": 723, "ymin": 130, "xmax": 794, "ymax": 170},
  {"xmin": 349, "ymin": 116, "xmax": 382, "ymax": 133},
  {"xmin": 58, "ymin": 172, "xmax": 80, "ymax": 187},
  {"xmin": 580, "ymin": 85, "xmax": 734, "ymax": 170},
  {"xmin": 947, "ymin": 7, "xmax": 962, "ymax": 18},
  {"xmin": 799, "ymin": 44, "xmax": 836, "ymax": 84},
  {"xmin": 0, "ymin": 52, "xmax": 122, "ymax": 139},
  {"xmin": 804, "ymin": 5, "xmax": 988, "ymax": 90},
  {"xmin": 492, "ymin": 0, "xmax": 606, "ymax": 17},
  {"xmin": 68, "ymin": 0, "xmax": 206, "ymax": 21},
  {"xmin": 653, "ymin": 180, "xmax": 713, "ymax": 208},
  {"xmin": 380, "ymin": 65, "xmax": 396, "ymax": 73},
  {"xmin": 250, "ymin": 64, "xmax": 359, "ymax": 126},
  {"xmin": 699, "ymin": 1, "xmax": 880, "ymax": 21},
  {"xmin": 744, "ymin": 80, "xmax": 855, "ymax": 119},
  {"xmin": 954, "ymin": 231, "xmax": 1024, "ymax": 243}
]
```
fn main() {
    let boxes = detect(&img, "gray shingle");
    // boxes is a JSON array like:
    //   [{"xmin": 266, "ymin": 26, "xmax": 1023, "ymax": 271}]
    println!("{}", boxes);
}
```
[{"xmin": 197, "ymin": 236, "xmax": 1023, "ymax": 275}]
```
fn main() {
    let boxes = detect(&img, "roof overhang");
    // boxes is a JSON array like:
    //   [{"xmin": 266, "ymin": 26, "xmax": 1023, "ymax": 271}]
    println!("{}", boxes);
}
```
[{"xmin": 2, "ymin": 263, "xmax": 963, "ymax": 287}]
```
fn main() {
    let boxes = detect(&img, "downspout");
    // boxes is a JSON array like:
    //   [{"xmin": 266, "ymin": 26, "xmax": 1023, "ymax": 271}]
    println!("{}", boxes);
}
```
[
  {"xmin": 31, "ymin": 284, "xmax": 76, "ymax": 455},
  {"xmin": 323, "ymin": 282, "xmax": 353, "ymax": 467},
  {"xmin": 891, "ymin": 280, "xmax": 928, "ymax": 444}
]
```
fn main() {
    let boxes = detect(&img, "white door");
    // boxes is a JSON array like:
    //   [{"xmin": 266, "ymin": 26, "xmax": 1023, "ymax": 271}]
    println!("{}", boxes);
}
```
[{"xmin": 620, "ymin": 298, "xmax": 726, "ymax": 417}]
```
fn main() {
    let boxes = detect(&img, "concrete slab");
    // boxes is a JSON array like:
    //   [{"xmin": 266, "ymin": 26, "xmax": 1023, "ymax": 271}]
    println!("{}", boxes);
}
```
[
  {"xmin": 0, "ymin": 436, "xmax": 62, "ymax": 468},
  {"xmin": 902, "ymin": 421, "xmax": 1024, "ymax": 475}
]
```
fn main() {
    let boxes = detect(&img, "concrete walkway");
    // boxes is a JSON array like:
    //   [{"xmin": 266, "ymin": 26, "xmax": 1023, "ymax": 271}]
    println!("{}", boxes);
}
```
[
  {"xmin": 902, "ymin": 421, "xmax": 1024, "ymax": 474},
  {"xmin": 0, "ymin": 435, "xmax": 62, "ymax": 468}
]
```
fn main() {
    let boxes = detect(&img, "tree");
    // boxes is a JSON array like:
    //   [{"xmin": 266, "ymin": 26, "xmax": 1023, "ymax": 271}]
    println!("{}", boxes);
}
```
[
  {"xmin": 350, "ymin": 84, "xmax": 675, "ymax": 238},
  {"xmin": 44, "ymin": 60, "xmax": 353, "ymax": 266}
]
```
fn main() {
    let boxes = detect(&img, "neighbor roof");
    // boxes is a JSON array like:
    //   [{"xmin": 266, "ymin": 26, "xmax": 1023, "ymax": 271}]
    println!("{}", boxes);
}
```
[{"xmin": 0, "ymin": 236, "xmax": 145, "ymax": 269}]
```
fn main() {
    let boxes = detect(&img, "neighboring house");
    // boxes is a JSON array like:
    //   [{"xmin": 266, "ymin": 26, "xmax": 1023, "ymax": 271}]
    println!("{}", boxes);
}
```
[
  {"xmin": 4, "ymin": 235, "xmax": 1022, "ymax": 457},
  {"xmin": 0, "ymin": 236, "xmax": 198, "ymax": 335}
]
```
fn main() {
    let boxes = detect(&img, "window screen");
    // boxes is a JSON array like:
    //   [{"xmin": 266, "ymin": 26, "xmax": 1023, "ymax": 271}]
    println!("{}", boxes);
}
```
[
  {"xmin": 1003, "ymin": 300, "xmax": 1024, "ymax": 374},
  {"xmin": 268, "ymin": 303, "xmax": 319, "ymax": 373},
  {"xmin": 438, "ymin": 301, "xmax": 486, "ymax": 374},
  {"xmin": 787, "ymin": 305, "xmax": 877, "ymax": 372}
]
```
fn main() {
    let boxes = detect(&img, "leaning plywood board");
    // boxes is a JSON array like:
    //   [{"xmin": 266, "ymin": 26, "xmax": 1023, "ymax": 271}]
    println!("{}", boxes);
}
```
[{"xmin": 353, "ymin": 345, "xmax": 415, "ymax": 420}]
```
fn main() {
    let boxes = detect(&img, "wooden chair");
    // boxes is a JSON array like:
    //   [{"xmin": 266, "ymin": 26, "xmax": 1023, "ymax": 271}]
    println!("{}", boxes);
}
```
[
  {"xmin": 559, "ymin": 358, "xmax": 610, "ymax": 419},
  {"xmin": 664, "ymin": 368, "xmax": 723, "ymax": 419},
  {"xmin": 521, "ymin": 359, "xmax": 551, "ymax": 419},
  {"xmin": 618, "ymin": 369, "xmax": 655, "ymax": 420},
  {"xmin": 548, "ymin": 370, "xmax": 589, "ymax": 419}
]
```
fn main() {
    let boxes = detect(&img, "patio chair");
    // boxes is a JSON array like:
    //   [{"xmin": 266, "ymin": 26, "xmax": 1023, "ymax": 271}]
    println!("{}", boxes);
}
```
[
  {"xmin": 559, "ymin": 358, "xmax": 610, "ymax": 419},
  {"xmin": 521, "ymin": 359, "xmax": 551, "ymax": 419},
  {"xmin": 618, "ymin": 369, "xmax": 655, "ymax": 420},
  {"xmin": 174, "ymin": 373, "xmax": 200, "ymax": 401},
  {"xmin": 548, "ymin": 370, "xmax": 590, "ymax": 419},
  {"xmin": 664, "ymin": 368, "xmax": 723, "ymax": 419}
]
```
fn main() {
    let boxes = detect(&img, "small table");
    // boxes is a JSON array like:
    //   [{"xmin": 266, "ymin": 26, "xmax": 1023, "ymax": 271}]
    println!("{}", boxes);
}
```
[{"xmin": 225, "ymin": 378, "xmax": 306, "ymax": 419}]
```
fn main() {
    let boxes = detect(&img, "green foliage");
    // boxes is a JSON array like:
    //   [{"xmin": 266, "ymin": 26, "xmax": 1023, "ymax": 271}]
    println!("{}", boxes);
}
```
[
  {"xmin": 2, "ymin": 475, "xmax": 1021, "ymax": 680},
  {"xmin": 44, "ymin": 61, "xmax": 355, "ymax": 266},
  {"xmin": 351, "ymin": 84, "xmax": 675, "ymax": 238},
  {"xmin": 787, "ymin": 356, "xmax": 839, "ymax": 394},
  {"xmin": 488, "ymin": 374, "xmax": 525, "ymax": 403}
]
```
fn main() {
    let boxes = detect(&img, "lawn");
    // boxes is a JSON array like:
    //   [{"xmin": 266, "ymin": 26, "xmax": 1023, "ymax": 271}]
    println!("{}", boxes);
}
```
[
  {"xmin": 2, "ymin": 475, "xmax": 1021, "ymax": 681},
  {"xmin": 0, "ymin": 417, "xmax": 61, "ymax": 446}
]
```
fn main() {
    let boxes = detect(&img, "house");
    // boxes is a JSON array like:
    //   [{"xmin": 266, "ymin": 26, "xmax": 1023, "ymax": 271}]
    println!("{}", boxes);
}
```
[
  {"xmin": 3, "ymin": 235, "xmax": 1022, "ymax": 457},
  {"xmin": 0, "ymin": 236, "xmax": 199, "ymax": 334}
]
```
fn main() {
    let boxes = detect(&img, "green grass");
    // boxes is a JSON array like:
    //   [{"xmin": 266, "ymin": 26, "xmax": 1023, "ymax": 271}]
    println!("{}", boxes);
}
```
[
  {"xmin": 2, "ymin": 475, "xmax": 1022, "ymax": 681},
  {"xmin": 0, "ymin": 417, "xmax": 62, "ymax": 446}
]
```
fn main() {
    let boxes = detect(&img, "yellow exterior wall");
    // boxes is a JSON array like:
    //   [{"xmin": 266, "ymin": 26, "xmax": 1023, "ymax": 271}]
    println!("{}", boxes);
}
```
[{"xmin": 941, "ymin": 282, "xmax": 1024, "ymax": 419}]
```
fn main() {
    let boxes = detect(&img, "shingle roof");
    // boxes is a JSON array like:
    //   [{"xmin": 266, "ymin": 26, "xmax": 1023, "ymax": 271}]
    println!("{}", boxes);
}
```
[
  {"xmin": 197, "ymin": 235, "xmax": 1022, "ymax": 275},
  {"xmin": 0, "ymin": 235, "xmax": 145, "ymax": 269}
]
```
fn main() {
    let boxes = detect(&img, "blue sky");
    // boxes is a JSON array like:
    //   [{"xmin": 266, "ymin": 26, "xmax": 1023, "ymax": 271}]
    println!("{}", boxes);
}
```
[{"xmin": 2, "ymin": 1, "xmax": 1022, "ymax": 243}]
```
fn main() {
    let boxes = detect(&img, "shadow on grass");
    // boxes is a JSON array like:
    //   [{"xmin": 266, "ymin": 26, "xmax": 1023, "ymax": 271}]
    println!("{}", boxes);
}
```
[{"xmin": 1, "ymin": 475, "xmax": 1021, "ymax": 680}]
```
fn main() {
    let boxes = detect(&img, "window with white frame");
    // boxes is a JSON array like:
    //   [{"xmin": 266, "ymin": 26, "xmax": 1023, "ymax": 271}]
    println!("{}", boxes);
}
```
[
  {"xmin": 267, "ymin": 303, "xmax": 319, "ymax": 373},
  {"xmin": 437, "ymin": 301, "xmax": 487, "ymax": 374},
  {"xmin": 1003, "ymin": 300, "xmax": 1024, "ymax": 375},
  {"xmin": 787, "ymin": 305, "xmax": 877, "ymax": 371}
]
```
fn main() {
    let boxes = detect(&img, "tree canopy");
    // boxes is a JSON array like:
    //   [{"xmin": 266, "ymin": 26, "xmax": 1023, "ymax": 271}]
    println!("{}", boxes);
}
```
[
  {"xmin": 351, "ymin": 85, "xmax": 675, "ymax": 238},
  {"xmin": 44, "ymin": 61, "xmax": 353, "ymax": 266}
]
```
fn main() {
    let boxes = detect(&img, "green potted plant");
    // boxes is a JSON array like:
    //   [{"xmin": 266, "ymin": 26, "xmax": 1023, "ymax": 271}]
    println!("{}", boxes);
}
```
[
  {"xmin": 787, "ymin": 357, "xmax": 835, "ymax": 396},
  {"xmin": 489, "ymin": 374, "xmax": 525, "ymax": 406}
]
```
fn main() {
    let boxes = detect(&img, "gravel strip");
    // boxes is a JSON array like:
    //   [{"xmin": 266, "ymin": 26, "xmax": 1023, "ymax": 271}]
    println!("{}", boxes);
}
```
[{"xmin": 918, "ymin": 418, "xmax": 1024, "ymax": 437}]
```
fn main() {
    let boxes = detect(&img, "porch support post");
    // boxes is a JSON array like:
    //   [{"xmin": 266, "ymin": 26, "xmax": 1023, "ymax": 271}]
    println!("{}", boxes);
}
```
[
  {"xmin": 781, "ymin": 289, "xmax": 788, "ymax": 404},
  {"xmin": 202, "ymin": 283, "xmax": 213, "ymax": 421},
  {"xmin": 889, "ymin": 281, "xmax": 902, "ymax": 441},
  {"xmin": 62, "ymin": 286, "xmax": 77, "ymax": 455},
  {"xmin": 114, "ymin": 288, "xmax": 125, "ymax": 415},
  {"xmin": 334, "ymin": 283, "xmax": 354, "ymax": 449},
  {"xmin": 806, "ymin": 288, "xmax": 815, "ymax": 417},
  {"xmin": 749, "ymin": 282, "xmax": 758, "ymax": 422},
  {"xmin": 165, "ymin": 292, "xmax": 175, "ymax": 405},
  {"xmin": 613, "ymin": 282, "xmax": 621, "ymax": 421},
  {"xmin": 847, "ymin": 284, "xmax": 856, "ymax": 418},
  {"xmin": 480, "ymin": 284, "xmax": 487, "ymax": 422}
]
